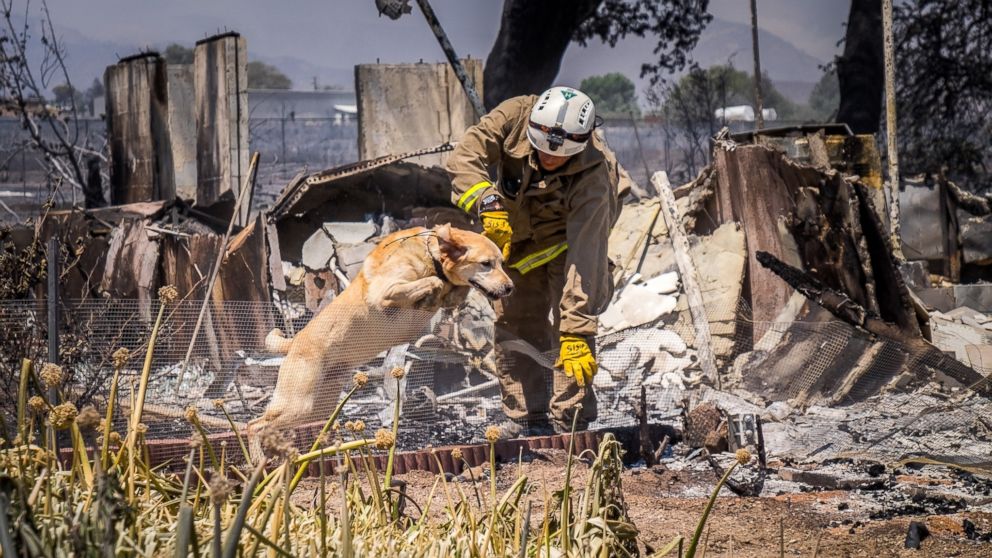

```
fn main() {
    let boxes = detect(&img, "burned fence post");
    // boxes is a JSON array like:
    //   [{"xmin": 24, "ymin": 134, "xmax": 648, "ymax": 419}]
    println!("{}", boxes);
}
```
[
  {"xmin": 881, "ymin": 0, "xmax": 904, "ymax": 259},
  {"xmin": 355, "ymin": 60, "xmax": 482, "ymax": 167},
  {"xmin": 749, "ymin": 0, "xmax": 764, "ymax": 130},
  {"xmin": 46, "ymin": 236, "xmax": 60, "ymax": 368},
  {"xmin": 194, "ymin": 32, "xmax": 250, "ymax": 226},
  {"xmin": 104, "ymin": 53, "xmax": 175, "ymax": 204},
  {"xmin": 167, "ymin": 63, "xmax": 197, "ymax": 202}
]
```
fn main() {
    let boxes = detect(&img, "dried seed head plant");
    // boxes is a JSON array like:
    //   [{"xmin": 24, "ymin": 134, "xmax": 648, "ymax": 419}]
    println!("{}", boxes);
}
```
[
  {"xmin": 183, "ymin": 406, "xmax": 199, "ymax": 425},
  {"xmin": 374, "ymin": 429, "xmax": 396, "ymax": 450},
  {"xmin": 208, "ymin": 475, "xmax": 235, "ymax": 506},
  {"xmin": 28, "ymin": 396, "xmax": 47, "ymax": 414},
  {"xmin": 735, "ymin": 448, "xmax": 752, "ymax": 465},
  {"xmin": 353, "ymin": 371, "xmax": 369, "ymax": 388},
  {"xmin": 158, "ymin": 285, "xmax": 179, "ymax": 304},
  {"xmin": 39, "ymin": 362, "xmax": 64, "ymax": 389},
  {"xmin": 484, "ymin": 425, "xmax": 501, "ymax": 444},
  {"xmin": 75, "ymin": 404, "xmax": 102, "ymax": 431},
  {"xmin": 111, "ymin": 347, "xmax": 131, "ymax": 369},
  {"xmin": 260, "ymin": 427, "xmax": 294, "ymax": 460},
  {"xmin": 49, "ymin": 402, "xmax": 78, "ymax": 430}
]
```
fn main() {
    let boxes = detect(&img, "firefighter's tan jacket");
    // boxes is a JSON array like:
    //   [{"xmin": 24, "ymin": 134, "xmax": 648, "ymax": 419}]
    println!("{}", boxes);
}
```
[{"xmin": 446, "ymin": 95, "xmax": 626, "ymax": 337}]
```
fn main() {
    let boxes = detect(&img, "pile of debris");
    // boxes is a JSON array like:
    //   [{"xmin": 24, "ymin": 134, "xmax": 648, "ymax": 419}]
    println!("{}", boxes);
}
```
[
  {"xmin": 10, "ymin": 119, "xmax": 992, "ymax": 471},
  {"xmin": 586, "ymin": 126, "xmax": 992, "ymax": 466}
]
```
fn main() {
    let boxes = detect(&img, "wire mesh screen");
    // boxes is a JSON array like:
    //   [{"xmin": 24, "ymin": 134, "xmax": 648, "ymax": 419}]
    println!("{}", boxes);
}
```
[{"xmin": 1, "ymin": 294, "xmax": 989, "ymax": 469}]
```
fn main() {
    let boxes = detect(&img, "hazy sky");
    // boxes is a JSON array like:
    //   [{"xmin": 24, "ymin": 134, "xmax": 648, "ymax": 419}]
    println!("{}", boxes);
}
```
[{"xmin": 42, "ymin": 0, "xmax": 849, "ymax": 91}]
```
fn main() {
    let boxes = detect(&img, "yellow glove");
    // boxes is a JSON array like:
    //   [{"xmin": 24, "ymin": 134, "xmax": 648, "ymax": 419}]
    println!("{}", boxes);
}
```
[
  {"xmin": 555, "ymin": 334, "xmax": 597, "ymax": 388},
  {"xmin": 480, "ymin": 210, "xmax": 512, "ymax": 260}
]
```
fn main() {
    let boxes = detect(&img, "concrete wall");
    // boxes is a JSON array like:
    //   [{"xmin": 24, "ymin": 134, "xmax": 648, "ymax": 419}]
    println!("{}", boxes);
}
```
[
  {"xmin": 355, "ymin": 59, "xmax": 482, "ymax": 167},
  {"xmin": 167, "ymin": 65, "xmax": 197, "ymax": 202},
  {"xmin": 104, "ymin": 54, "xmax": 174, "ymax": 204},
  {"xmin": 194, "ymin": 32, "xmax": 250, "ymax": 224}
]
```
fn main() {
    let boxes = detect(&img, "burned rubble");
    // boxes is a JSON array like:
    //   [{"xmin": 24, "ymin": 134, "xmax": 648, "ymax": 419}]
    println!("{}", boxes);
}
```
[
  {"xmin": 8, "ymin": 123, "xmax": 992, "ymax": 474},
  {"xmin": 2, "ymin": 38, "xmax": 990, "ymax": 534}
]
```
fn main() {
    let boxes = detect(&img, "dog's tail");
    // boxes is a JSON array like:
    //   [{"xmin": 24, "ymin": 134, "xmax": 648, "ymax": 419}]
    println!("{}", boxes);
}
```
[{"xmin": 265, "ymin": 328, "xmax": 293, "ymax": 354}]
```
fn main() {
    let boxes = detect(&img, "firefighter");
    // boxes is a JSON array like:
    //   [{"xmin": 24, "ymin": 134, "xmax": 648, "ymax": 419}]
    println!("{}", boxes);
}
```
[{"xmin": 446, "ymin": 86, "xmax": 627, "ymax": 436}]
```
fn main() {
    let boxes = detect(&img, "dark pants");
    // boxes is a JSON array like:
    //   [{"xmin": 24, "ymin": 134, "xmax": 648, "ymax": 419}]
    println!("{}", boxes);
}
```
[{"xmin": 493, "ymin": 250, "xmax": 597, "ymax": 430}]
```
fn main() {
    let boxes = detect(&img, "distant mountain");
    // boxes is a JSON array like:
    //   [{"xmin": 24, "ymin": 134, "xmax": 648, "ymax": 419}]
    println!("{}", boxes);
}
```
[
  {"xmin": 41, "ymin": 26, "xmax": 355, "ymax": 95},
  {"xmin": 692, "ymin": 18, "xmax": 827, "ymax": 83},
  {"xmin": 48, "ymin": 14, "xmax": 826, "ymax": 102},
  {"xmin": 45, "ymin": 27, "xmax": 137, "ymax": 91},
  {"xmin": 558, "ymin": 16, "xmax": 827, "ymax": 107},
  {"xmin": 773, "ymin": 80, "xmax": 818, "ymax": 106}
]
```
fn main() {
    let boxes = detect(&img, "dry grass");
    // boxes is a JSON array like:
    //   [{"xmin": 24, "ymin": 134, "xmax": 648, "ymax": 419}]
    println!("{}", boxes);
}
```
[{"xmin": 0, "ymin": 291, "xmax": 750, "ymax": 557}]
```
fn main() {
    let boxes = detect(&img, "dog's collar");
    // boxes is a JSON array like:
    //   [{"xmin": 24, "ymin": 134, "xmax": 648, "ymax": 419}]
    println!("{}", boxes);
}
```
[
  {"xmin": 427, "ymin": 240, "xmax": 451, "ymax": 284},
  {"xmin": 431, "ymin": 255, "xmax": 451, "ymax": 284}
]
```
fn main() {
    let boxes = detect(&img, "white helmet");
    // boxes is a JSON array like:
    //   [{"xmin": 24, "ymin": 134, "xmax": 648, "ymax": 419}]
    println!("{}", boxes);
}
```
[{"xmin": 526, "ymin": 86, "xmax": 597, "ymax": 157}]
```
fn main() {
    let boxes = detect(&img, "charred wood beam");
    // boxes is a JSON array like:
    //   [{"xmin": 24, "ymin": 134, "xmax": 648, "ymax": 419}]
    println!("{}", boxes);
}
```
[
  {"xmin": 851, "ymin": 182, "xmax": 921, "ymax": 334},
  {"xmin": 638, "ymin": 385, "xmax": 655, "ymax": 467},
  {"xmin": 943, "ymin": 176, "xmax": 991, "ymax": 216},
  {"xmin": 653, "ymin": 171, "xmax": 720, "ymax": 387},
  {"xmin": 756, "ymin": 250, "xmax": 991, "ymax": 396}
]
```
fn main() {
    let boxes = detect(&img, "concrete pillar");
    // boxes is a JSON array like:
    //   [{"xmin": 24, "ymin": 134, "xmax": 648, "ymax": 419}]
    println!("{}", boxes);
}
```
[
  {"xmin": 167, "ymin": 64, "xmax": 197, "ymax": 202},
  {"xmin": 355, "ymin": 59, "xmax": 482, "ymax": 167},
  {"xmin": 194, "ymin": 32, "xmax": 249, "ymax": 224},
  {"xmin": 104, "ymin": 53, "xmax": 174, "ymax": 204}
]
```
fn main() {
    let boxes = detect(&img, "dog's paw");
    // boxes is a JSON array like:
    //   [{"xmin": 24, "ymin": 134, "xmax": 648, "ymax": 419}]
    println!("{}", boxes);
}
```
[
  {"xmin": 412, "ymin": 276, "xmax": 445, "ymax": 300},
  {"xmin": 412, "ymin": 277, "xmax": 449, "ymax": 309}
]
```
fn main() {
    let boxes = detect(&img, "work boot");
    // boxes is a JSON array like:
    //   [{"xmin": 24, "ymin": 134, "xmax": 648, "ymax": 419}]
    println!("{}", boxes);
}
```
[
  {"xmin": 525, "ymin": 418, "xmax": 555, "ymax": 437},
  {"xmin": 552, "ymin": 419, "xmax": 589, "ymax": 435},
  {"xmin": 492, "ymin": 419, "xmax": 525, "ymax": 440}
]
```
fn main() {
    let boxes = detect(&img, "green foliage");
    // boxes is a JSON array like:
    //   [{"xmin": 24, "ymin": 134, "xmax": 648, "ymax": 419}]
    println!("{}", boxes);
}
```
[
  {"xmin": 247, "ymin": 61, "xmax": 292, "ymax": 90},
  {"xmin": 650, "ymin": 64, "xmax": 822, "ymax": 182},
  {"xmin": 661, "ymin": 64, "xmax": 814, "ymax": 122},
  {"xmin": 160, "ymin": 43, "xmax": 293, "ymax": 91},
  {"xmin": 580, "ymin": 72, "xmax": 640, "ymax": 116},
  {"xmin": 575, "ymin": 0, "xmax": 712, "ymax": 87},
  {"xmin": 51, "ymin": 83, "xmax": 82, "ymax": 108},
  {"xmin": 85, "ymin": 78, "xmax": 104, "ymax": 103},
  {"xmin": 162, "ymin": 43, "xmax": 193, "ymax": 65},
  {"xmin": 808, "ymin": 67, "xmax": 839, "ymax": 121}
]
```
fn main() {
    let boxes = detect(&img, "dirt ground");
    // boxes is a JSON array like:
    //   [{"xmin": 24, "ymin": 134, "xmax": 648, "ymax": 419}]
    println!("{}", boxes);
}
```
[{"xmin": 297, "ymin": 447, "xmax": 992, "ymax": 557}]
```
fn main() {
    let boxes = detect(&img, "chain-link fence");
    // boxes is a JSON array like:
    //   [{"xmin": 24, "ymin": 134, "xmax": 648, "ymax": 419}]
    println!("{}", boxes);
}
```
[{"xmin": 1, "ymin": 294, "xmax": 989, "ymax": 469}]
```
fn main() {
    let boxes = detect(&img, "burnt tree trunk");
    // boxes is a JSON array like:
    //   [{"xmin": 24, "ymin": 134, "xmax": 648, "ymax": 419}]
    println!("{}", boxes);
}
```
[
  {"xmin": 836, "ymin": 0, "xmax": 884, "ymax": 134},
  {"xmin": 483, "ymin": 0, "xmax": 601, "ymax": 109}
]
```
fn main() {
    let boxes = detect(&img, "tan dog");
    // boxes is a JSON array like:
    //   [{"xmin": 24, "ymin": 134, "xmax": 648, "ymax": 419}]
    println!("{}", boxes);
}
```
[{"xmin": 248, "ymin": 224, "xmax": 513, "ymax": 450}]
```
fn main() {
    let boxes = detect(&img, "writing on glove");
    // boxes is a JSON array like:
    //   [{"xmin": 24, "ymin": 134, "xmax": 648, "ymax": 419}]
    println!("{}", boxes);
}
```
[
  {"xmin": 480, "ymin": 210, "xmax": 512, "ymax": 260},
  {"xmin": 555, "ymin": 334, "xmax": 597, "ymax": 388}
]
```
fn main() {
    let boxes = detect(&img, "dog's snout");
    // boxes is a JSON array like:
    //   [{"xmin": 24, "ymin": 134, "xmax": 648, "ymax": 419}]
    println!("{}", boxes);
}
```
[{"xmin": 500, "ymin": 281, "xmax": 514, "ymax": 297}]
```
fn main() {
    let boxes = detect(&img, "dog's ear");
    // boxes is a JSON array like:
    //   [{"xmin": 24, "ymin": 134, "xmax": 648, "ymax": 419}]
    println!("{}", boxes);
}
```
[{"xmin": 435, "ymin": 224, "xmax": 466, "ymax": 261}]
